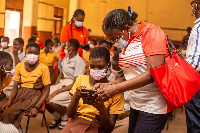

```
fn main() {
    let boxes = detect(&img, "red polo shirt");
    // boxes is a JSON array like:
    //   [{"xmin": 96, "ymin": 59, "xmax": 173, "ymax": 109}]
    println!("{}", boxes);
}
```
[{"xmin": 60, "ymin": 22, "xmax": 88, "ymax": 59}]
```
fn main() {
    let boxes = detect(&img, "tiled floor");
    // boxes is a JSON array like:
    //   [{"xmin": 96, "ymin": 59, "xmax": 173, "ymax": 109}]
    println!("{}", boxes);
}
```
[{"xmin": 20, "ymin": 108, "xmax": 187, "ymax": 133}]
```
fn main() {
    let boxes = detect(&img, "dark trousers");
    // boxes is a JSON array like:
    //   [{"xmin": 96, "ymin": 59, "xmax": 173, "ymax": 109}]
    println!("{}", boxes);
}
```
[
  {"xmin": 128, "ymin": 108, "xmax": 170, "ymax": 133},
  {"xmin": 185, "ymin": 90, "xmax": 200, "ymax": 133}
]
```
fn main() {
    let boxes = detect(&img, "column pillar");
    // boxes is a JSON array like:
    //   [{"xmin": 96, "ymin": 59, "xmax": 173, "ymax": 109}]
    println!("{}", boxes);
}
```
[
  {"xmin": 0, "ymin": 0, "xmax": 6, "ymax": 35},
  {"xmin": 23, "ymin": 0, "xmax": 38, "ymax": 44}
]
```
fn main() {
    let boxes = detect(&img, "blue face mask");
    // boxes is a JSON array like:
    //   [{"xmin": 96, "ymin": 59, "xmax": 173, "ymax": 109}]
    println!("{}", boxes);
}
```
[{"xmin": 74, "ymin": 21, "xmax": 83, "ymax": 28}]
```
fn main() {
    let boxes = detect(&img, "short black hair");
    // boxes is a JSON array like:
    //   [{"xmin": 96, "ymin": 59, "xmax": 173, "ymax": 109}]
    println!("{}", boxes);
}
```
[
  {"xmin": 187, "ymin": 27, "xmax": 192, "ymax": 33},
  {"xmin": 89, "ymin": 47, "xmax": 110, "ymax": 63},
  {"xmin": 26, "ymin": 42, "xmax": 40, "ymax": 52},
  {"xmin": 68, "ymin": 39, "xmax": 80, "ymax": 51},
  {"xmin": 0, "ymin": 51, "xmax": 13, "ymax": 65},
  {"xmin": 90, "ymin": 40, "xmax": 97, "ymax": 46},
  {"xmin": 52, "ymin": 37, "xmax": 59, "ymax": 43},
  {"xmin": 2, "ymin": 36, "xmax": 9, "ymax": 42},
  {"xmin": 0, "ymin": 36, "xmax": 3, "ymax": 42},
  {"xmin": 102, "ymin": 9, "xmax": 138, "ymax": 31},
  {"xmin": 74, "ymin": 9, "xmax": 85, "ymax": 17},
  {"xmin": 14, "ymin": 37, "xmax": 24, "ymax": 45},
  {"xmin": 28, "ymin": 37, "xmax": 36, "ymax": 43},
  {"xmin": 112, "ymin": 50, "xmax": 122, "ymax": 62},
  {"xmin": 99, "ymin": 40, "xmax": 112, "ymax": 48},
  {"xmin": 44, "ymin": 39, "xmax": 53, "ymax": 47}
]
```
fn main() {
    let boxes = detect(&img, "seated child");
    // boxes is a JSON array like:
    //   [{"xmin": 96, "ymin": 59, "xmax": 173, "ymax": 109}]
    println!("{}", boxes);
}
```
[
  {"xmin": 0, "ymin": 43, "xmax": 51, "ymax": 129},
  {"xmin": 0, "ymin": 36, "xmax": 13, "ymax": 57},
  {"xmin": 52, "ymin": 37, "xmax": 61, "ymax": 54},
  {"xmin": 0, "ymin": 51, "xmax": 13, "ymax": 101},
  {"xmin": 46, "ymin": 39, "xmax": 85, "ymax": 130},
  {"xmin": 61, "ymin": 47, "xmax": 124, "ymax": 133},
  {"xmin": 3, "ymin": 38, "xmax": 26, "ymax": 98},
  {"xmin": 39, "ymin": 39, "xmax": 59, "ymax": 85}
]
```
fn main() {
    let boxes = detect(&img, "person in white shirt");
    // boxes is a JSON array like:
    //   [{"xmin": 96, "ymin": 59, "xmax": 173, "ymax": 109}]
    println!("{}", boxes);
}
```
[{"xmin": 185, "ymin": 1, "xmax": 200, "ymax": 132}]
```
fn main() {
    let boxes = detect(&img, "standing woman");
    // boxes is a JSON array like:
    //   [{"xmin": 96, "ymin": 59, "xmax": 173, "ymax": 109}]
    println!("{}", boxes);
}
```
[
  {"xmin": 59, "ymin": 9, "xmax": 88, "ymax": 72},
  {"xmin": 94, "ymin": 9, "xmax": 170, "ymax": 133}
]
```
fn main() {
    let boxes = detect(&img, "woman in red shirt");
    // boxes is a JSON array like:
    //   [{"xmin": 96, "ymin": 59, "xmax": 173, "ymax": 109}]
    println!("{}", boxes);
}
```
[{"xmin": 59, "ymin": 9, "xmax": 88, "ymax": 71}]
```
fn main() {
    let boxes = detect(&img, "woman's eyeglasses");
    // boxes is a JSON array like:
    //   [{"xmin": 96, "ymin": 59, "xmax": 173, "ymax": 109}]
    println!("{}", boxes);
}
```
[
  {"xmin": 106, "ymin": 31, "xmax": 124, "ymax": 44},
  {"xmin": 191, "ymin": 1, "xmax": 197, "ymax": 7}
]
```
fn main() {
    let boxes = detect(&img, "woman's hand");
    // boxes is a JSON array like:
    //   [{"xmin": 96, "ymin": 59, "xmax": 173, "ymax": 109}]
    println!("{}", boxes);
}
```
[
  {"xmin": 93, "ymin": 83, "xmax": 109, "ymax": 91},
  {"xmin": 94, "ymin": 84, "xmax": 118, "ymax": 102},
  {"xmin": 29, "ymin": 108, "xmax": 38, "ymax": 117},
  {"xmin": 46, "ymin": 91, "xmax": 58, "ymax": 104},
  {"xmin": 74, "ymin": 86, "xmax": 90, "ymax": 99}
]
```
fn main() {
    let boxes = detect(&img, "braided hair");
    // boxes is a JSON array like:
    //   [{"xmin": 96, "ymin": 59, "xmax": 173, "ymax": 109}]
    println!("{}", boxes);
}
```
[
  {"xmin": 69, "ymin": 9, "xmax": 85, "ymax": 23},
  {"xmin": 0, "ymin": 51, "xmax": 13, "ymax": 65},
  {"xmin": 89, "ymin": 47, "xmax": 110, "ymax": 63},
  {"xmin": 102, "ymin": 9, "xmax": 138, "ymax": 31}
]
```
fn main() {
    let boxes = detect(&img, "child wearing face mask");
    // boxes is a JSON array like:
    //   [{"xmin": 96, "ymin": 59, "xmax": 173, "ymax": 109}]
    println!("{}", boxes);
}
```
[
  {"xmin": 0, "ymin": 43, "xmax": 51, "ymax": 129},
  {"xmin": 2, "ymin": 38, "xmax": 26, "ymax": 99},
  {"xmin": 59, "ymin": 9, "xmax": 88, "ymax": 72},
  {"xmin": 0, "ymin": 36, "xmax": 13, "ymax": 57},
  {"xmin": 46, "ymin": 39, "xmax": 85, "ymax": 130},
  {"xmin": 99, "ymin": 40, "xmax": 114, "ymax": 57},
  {"xmin": 0, "ymin": 51, "xmax": 13, "ymax": 101},
  {"xmin": 61, "ymin": 47, "xmax": 124, "ymax": 133},
  {"xmin": 39, "ymin": 39, "xmax": 59, "ymax": 85}
]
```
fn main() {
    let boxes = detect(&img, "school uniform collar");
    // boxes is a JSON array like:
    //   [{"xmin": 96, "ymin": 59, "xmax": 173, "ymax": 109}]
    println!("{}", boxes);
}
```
[
  {"xmin": 195, "ymin": 17, "xmax": 200, "ymax": 24},
  {"xmin": 71, "ymin": 22, "xmax": 83, "ymax": 31},
  {"xmin": 66, "ymin": 53, "xmax": 79, "ymax": 62},
  {"xmin": 40, "ymin": 49, "xmax": 45, "ymax": 54}
]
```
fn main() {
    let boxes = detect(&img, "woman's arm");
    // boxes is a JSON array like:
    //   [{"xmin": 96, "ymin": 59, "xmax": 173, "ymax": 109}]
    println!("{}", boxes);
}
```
[
  {"xmin": 55, "ymin": 72, "xmax": 63, "ymax": 85},
  {"xmin": 56, "ymin": 77, "xmax": 77, "ymax": 94},
  {"xmin": 30, "ymin": 84, "xmax": 50, "ymax": 117},
  {"xmin": 8, "ymin": 81, "xmax": 19, "ymax": 105},
  {"xmin": 96, "ymin": 54, "xmax": 164, "ymax": 98},
  {"xmin": 13, "ymin": 49, "xmax": 21, "ymax": 66}
]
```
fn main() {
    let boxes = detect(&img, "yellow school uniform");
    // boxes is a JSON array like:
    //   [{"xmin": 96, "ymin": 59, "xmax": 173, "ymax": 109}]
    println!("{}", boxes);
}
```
[
  {"xmin": 0, "ymin": 78, "xmax": 12, "ymax": 93},
  {"xmin": 82, "ymin": 51, "xmax": 90, "ymax": 63},
  {"xmin": 39, "ymin": 49, "xmax": 59, "ymax": 66},
  {"xmin": 13, "ymin": 62, "xmax": 51, "ymax": 89},
  {"xmin": 69, "ymin": 75, "xmax": 124, "ymax": 121}
]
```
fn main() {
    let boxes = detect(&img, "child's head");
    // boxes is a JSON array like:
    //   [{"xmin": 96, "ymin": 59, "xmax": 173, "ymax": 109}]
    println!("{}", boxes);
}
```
[
  {"xmin": 44, "ymin": 39, "xmax": 54, "ymax": 53},
  {"xmin": 0, "ymin": 51, "xmax": 13, "ymax": 77},
  {"xmin": 28, "ymin": 37, "xmax": 37, "ymax": 43},
  {"xmin": 13, "ymin": 38, "xmax": 24, "ymax": 52},
  {"xmin": 99, "ymin": 40, "xmax": 112, "ymax": 50},
  {"xmin": 89, "ymin": 47, "xmax": 110, "ymax": 80},
  {"xmin": 52, "ymin": 37, "xmax": 59, "ymax": 47},
  {"xmin": 1, "ymin": 36, "xmax": 10, "ymax": 48},
  {"xmin": 89, "ymin": 40, "xmax": 97, "ymax": 49},
  {"xmin": 64, "ymin": 39, "xmax": 80, "ymax": 55},
  {"xmin": 25, "ymin": 43, "xmax": 40, "ymax": 65}
]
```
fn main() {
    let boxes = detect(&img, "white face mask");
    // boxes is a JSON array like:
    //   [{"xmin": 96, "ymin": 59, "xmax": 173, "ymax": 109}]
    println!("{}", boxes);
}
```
[
  {"xmin": 114, "ymin": 30, "xmax": 129, "ymax": 49},
  {"xmin": 89, "ymin": 44, "xmax": 95, "ymax": 49},
  {"xmin": 26, "ymin": 54, "xmax": 39, "ymax": 65},
  {"xmin": 64, "ymin": 47, "xmax": 72, "ymax": 56},
  {"xmin": 1, "ymin": 42, "xmax": 8, "ymax": 48},
  {"xmin": 74, "ymin": 21, "xmax": 83, "ymax": 28}
]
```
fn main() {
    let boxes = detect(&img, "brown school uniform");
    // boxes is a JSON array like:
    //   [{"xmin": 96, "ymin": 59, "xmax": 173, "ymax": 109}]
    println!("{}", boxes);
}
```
[{"xmin": 0, "ymin": 62, "xmax": 51, "ymax": 128}]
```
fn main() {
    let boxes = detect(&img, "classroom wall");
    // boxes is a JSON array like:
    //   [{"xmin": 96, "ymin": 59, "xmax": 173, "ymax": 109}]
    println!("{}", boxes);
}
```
[
  {"xmin": 78, "ymin": 0, "xmax": 195, "ymax": 41},
  {"xmin": 0, "ymin": 0, "xmax": 6, "ymax": 35}
]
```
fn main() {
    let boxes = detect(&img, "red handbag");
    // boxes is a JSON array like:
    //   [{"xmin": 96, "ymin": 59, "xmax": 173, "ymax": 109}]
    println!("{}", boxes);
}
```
[{"xmin": 150, "ymin": 36, "xmax": 200, "ymax": 113}]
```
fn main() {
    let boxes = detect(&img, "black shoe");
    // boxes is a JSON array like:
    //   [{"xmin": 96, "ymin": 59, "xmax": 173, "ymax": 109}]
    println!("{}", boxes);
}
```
[{"xmin": 49, "ymin": 119, "xmax": 61, "ymax": 129}]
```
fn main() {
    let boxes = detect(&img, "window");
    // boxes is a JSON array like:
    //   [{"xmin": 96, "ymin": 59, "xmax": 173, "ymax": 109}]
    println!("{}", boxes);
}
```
[{"xmin": 53, "ymin": 7, "xmax": 63, "ymax": 37}]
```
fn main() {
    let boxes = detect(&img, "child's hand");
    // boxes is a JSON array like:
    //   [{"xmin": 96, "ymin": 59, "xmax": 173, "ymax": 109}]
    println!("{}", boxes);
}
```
[
  {"xmin": 1, "ymin": 102, "xmax": 11, "ymax": 112},
  {"xmin": 46, "ymin": 91, "xmax": 58, "ymax": 104},
  {"xmin": 74, "ymin": 86, "xmax": 89, "ymax": 99},
  {"xmin": 29, "ymin": 108, "xmax": 38, "ymax": 117},
  {"xmin": 87, "ymin": 96, "xmax": 105, "ymax": 111}
]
